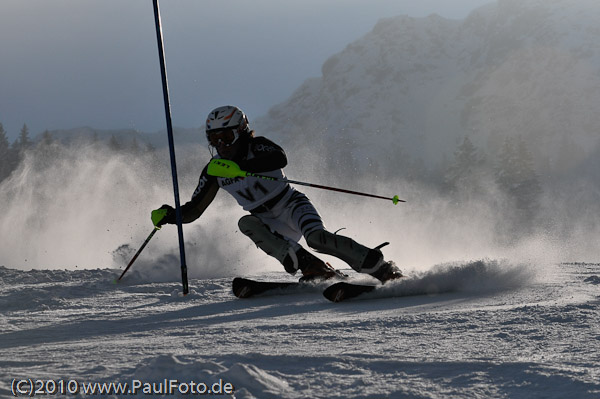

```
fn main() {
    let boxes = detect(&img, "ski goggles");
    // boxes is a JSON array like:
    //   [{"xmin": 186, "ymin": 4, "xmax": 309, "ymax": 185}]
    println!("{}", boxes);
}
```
[{"xmin": 207, "ymin": 127, "xmax": 240, "ymax": 147}]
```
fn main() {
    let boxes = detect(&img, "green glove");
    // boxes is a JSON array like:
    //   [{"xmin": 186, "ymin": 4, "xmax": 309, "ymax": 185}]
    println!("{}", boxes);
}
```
[
  {"xmin": 151, "ymin": 204, "xmax": 174, "ymax": 227},
  {"xmin": 207, "ymin": 159, "xmax": 247, "ymax": 178}
]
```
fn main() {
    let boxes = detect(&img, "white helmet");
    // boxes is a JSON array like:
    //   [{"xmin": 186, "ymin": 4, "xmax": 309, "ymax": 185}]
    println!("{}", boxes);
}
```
[{"xmin": 205, "ymin": 105, "xmax": 250, "ymax": 147}]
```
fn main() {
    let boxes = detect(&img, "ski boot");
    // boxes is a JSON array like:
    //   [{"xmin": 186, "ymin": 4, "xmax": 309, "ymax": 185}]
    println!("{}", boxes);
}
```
[
  {"xmin": 296, "ymin": 248, "xmax": 345, "ymax": 282},
  {"xmin": 362, "ymin": 247, "xmax": 404, "ymax": 283},
  {"xmin": 370, "ymin": 260, "xmax": 403, "ymax": 283}
]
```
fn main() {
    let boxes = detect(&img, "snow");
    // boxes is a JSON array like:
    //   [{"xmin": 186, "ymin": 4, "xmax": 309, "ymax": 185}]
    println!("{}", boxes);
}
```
[{"xmin": 1, "ymin": 261, "xmax": 599, "ymax": 398}]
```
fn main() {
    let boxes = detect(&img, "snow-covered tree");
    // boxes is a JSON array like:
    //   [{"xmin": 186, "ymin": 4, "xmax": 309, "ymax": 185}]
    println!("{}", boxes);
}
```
[
  {"xmin": 444, "ymin": 136, "xmax": 489, "ymax": 200},
  {"xmin": 108, "ymin": 134, "xmax": 122, "ymax": 152},
  {"xmin": 129, "ymin": 136, "xmax": 141, "ymax": 154},
  {"xmin": 14, "ymin": 123, "xmax": 33, "ymax": 152},
  {"xmin": 0, "ymin": 123, "xmax": 13, "ymax": 181},
  {"xmin": 40, "ymin": 130, "xmax": 54, "ymax": 146},
  {"xmin": 495, "ymin": 135, "xmax": 542, "ymax": 234}
]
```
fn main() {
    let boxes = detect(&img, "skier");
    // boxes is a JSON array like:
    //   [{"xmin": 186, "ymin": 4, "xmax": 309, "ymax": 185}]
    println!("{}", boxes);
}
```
[{"xmin": 151, "ymin": 105, "xmax": 402, "ymax": 282}]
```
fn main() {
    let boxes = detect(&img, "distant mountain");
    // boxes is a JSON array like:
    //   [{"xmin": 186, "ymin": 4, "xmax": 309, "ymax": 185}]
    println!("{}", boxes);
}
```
[{"xmin": 257, "ymin": 0, "xmax": 600, "ymax": 176}]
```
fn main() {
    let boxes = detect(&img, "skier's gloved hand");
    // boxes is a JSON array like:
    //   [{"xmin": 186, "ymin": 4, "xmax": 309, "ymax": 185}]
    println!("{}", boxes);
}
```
[{"xmin": 151, "ymin": 204, "xmax": 175, "ymax": 228}]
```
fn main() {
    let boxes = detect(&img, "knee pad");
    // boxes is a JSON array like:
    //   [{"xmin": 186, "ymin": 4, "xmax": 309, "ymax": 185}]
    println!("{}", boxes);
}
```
[
  {"xmin": 305, "ymin": 229, "xmax": 370, "ymax": 272},
  {"xmin": 238, "ymin": 215, "xmax": 262, "ymax": 236}
]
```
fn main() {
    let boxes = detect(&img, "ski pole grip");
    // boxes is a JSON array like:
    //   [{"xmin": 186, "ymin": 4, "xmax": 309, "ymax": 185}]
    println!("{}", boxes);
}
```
[{"xmin": 207, "ymin": 159, "xmax": 247, "ymax": 178}]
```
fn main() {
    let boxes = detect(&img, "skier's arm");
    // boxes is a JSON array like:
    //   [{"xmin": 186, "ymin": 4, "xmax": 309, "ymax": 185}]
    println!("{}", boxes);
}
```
[
  {"xmin": 180, "ymin": 169, "xmax": 219, "ymax": 223},
  {"xmin": 151, "ymin": 165, "xmax": 218, "ymax": 226},
  {"xmin": 177, "ymin": 164, "xmax": 219, "ymax": 223},
  {"xmin": 238, "ymin": 136, "xmax": 287, "ymax": 173}
]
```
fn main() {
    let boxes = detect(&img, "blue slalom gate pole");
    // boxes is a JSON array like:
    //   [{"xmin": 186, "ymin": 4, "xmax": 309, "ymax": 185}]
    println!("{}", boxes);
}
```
[{"xmin": 152, "ymin": 0, "xmax": 189, "ymax": 295}]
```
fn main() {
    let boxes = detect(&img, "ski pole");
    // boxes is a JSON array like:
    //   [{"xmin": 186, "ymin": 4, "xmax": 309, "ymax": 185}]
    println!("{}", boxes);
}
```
[
  {"xmin": 207, "ymin": 159, "xmax": 405, "ymax": 205},
  {"xmin": 116, "ymin": 227, "xmax": 160, "ymax": 282}
]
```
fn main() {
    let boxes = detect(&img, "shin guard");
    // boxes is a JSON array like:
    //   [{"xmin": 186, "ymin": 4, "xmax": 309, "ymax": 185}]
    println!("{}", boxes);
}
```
[{"xmin": 305, "ymin": 229, "xmax": 372, "ymax": 272}]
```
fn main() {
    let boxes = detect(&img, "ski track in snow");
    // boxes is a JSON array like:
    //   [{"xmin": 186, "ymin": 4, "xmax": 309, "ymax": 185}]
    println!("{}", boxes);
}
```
[{"xmin": 0, "ymin": 260, "xmax": 599, "ymax": 398}]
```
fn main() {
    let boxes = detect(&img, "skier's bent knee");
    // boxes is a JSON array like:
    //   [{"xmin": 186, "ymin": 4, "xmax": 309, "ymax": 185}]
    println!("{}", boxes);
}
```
[{"xmin": 238, "ymin": 214, "xmax": 261, "ymax": 235}]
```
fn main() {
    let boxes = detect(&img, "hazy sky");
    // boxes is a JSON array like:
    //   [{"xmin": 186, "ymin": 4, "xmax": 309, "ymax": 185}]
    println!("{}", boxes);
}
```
[{"xmin": 1, "ymin": 0, "xmax": 494, "ymax": 140}]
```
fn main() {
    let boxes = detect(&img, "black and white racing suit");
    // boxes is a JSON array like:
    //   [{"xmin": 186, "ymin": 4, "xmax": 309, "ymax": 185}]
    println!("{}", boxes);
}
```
[{"xmin": 175, "ymin": 136, "xmax": 377, "ymax": 274}]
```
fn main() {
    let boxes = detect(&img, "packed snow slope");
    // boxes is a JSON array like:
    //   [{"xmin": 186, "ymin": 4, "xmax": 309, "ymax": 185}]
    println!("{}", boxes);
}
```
[{"xmin": 1, "ymin": 260, "xmax": 599, "ymax": 398}]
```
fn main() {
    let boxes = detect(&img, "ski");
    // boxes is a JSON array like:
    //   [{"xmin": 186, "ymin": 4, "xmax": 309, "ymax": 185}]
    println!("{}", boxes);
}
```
[
  {"xmin": 233, "ymin": 275, "xmax": 397, "ymax": 302},
  {"xmin": 233, "ymin": 265, "xmax": 349, "ymax": 298},
  {"xmin": 323, "ymin": 281, "xmax": 378, "ymax": 302},
  {"xmin": 232, "ymin": 277, "xmax": 306, "ymax": 298}
]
